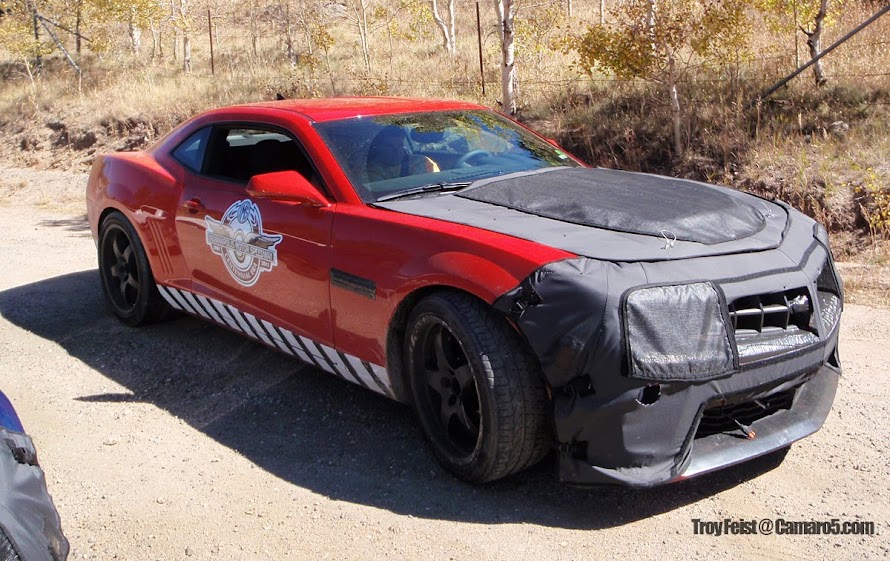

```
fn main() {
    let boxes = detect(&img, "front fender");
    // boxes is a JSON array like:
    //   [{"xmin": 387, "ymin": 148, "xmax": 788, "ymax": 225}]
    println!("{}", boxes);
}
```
[{"xmin": 397, "ymin": 250, "xmax": 523, "ymax": 305}]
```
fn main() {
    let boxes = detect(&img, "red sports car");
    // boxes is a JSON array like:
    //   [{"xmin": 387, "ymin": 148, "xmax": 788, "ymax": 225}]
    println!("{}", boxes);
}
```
[{"xmin": 87, "ymin": 97, "xmax": 842, "ymax": 486}]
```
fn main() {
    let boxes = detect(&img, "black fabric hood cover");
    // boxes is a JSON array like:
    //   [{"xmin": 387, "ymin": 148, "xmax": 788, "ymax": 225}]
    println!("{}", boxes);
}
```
[{"xmin": 457, "ymin": 168, "xmax": 766, "ymax": 245}]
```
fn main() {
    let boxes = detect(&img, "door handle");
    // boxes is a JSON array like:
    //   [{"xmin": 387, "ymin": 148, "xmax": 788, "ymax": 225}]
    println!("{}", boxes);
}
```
[{"xmin": 185, "ymin": 198, "xmax": 204, "ymax": 213}]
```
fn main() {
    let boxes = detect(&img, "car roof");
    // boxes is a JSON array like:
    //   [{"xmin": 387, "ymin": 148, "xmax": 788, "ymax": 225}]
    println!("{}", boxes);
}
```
[{"xmin": 237, "ymin": 96, "xmax": 487, "ymax": 123}]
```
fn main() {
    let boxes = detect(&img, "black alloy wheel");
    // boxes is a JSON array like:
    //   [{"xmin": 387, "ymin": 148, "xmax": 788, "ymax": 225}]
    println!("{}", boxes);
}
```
[
  {"xmin": 417, "ymin": 320, "xmax": 482, "ymax": 457},
  {"xmin": 406, "ymin": 291, "xmax": 551, "ymax": 483},
  {"xmin": 98, "ymin": 212, "xmax": 171, "ymax": 326}
]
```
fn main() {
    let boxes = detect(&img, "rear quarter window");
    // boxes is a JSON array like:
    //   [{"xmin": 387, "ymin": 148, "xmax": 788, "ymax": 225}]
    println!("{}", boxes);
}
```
[{"xmin": 172, "ymin": 127, "xmax": 211, "ymax": 172}]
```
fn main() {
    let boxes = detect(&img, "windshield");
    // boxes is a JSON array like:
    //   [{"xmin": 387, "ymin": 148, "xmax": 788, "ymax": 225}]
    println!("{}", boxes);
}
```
[{"xmin": 314, "ymin": 110, "xmax": 579, "ymax": 202}]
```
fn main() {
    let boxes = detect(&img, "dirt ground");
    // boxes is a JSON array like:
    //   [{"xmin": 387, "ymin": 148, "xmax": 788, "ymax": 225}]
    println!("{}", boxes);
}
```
[{"xmin": 0, "ymin": 165, "xmax": 887, "ymax": 560}]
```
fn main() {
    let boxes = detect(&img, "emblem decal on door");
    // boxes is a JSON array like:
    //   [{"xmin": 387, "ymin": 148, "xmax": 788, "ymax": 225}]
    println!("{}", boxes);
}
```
[{"xmin": 205, "ymin": 200, "xmax": 283, "ymax": 287}]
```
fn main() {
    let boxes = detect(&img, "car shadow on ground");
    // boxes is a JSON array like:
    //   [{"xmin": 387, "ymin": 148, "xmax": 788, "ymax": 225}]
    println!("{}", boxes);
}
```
[
  {"xmin": 0, "ymin": 270, "xmax": 790, "ymax": 530},
  {"xmin": 38, "ymin": 215, "xmax": 91, "ymax": 235}
]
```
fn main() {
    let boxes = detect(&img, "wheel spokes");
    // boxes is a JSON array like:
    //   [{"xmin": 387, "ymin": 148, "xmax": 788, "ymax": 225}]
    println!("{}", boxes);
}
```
[
  {"xmin": 424, "ymin": 365, "xmax": 446, "ymax": 393},
  {"xmin": 421, "ymin": 323, "xmax": 481, "ymax": 451},
  {"xmin": 452, "ymin": 364, "xmax": 473, "ymax": 388},
  {"xmin": 438, "ymin": 396, "xmax": 458, "ymax": 430},
  {"xmin": 104, "ymin": 227, "xmax": 140, "ymax": 311},
  {"xmin": 112, "ymin": 234, "xmax": 124, "ymax": 261},
  {"xmin": 415, "ymin": 317, "xmax": 485, "ymax": 456},
  {"xmin": 121, "ymin": 243, "xmax": 133, "ymax": 264},
  {"xmin": 437, "ymin": 395, "xmax": 474, "ymax": 435},
  {"xmin": 454, "ymin": 398, "xmax": 479, "ymax": 435},
  {"xmin": 118, "ymin": 276, "xmax": 130, "ymax": 301}
]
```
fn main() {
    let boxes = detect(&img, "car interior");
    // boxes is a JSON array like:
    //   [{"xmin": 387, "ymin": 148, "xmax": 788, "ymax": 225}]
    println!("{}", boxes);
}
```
[{"xmin": 204, "ymin": 128, "xmax": 319, "ymax": 186}]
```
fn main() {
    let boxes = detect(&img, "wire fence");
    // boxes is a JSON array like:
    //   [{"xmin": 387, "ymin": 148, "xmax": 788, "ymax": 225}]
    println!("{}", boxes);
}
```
[{"xmin": 144, "ymin": 11, "xmax": 890, "ymax": 106}]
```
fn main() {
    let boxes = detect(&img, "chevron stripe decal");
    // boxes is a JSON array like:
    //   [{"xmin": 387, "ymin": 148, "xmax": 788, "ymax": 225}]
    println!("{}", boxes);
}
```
[{"xmin": 156, "ymin": 285, "xmax": 394, "ymax": 399}]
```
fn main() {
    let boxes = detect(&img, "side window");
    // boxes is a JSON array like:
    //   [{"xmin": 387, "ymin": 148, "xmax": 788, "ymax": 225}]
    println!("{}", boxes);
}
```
[
  {"xmin": 203, "ymin": 126, "xmax": 318, "ymax": 186},
  {"xmin": 171, "ymin": 127, "xmax": 211, "ymax": 172}
]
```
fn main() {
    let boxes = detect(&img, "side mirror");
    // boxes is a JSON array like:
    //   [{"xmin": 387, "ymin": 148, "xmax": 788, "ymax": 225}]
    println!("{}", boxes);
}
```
[{"xmin": 246, "ymin": 170, "xmax": 329, "ymax": 207}]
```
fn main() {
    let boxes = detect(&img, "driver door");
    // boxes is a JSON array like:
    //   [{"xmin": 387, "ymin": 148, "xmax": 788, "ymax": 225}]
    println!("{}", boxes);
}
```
[{"xmin": 172, "ymin": 124, "xmax": 335, "ymax": 345}]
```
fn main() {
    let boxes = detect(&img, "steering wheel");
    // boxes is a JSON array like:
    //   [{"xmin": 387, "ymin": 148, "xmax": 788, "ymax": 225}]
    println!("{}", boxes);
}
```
[{"xmin": 456, "ymin": 149, "xmax": 492, "ymax": 167}]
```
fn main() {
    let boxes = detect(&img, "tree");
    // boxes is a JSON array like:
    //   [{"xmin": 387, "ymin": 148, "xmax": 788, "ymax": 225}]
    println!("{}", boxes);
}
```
[
  {"xmin": 0, "ymin": 0, "xmax": 163, "ymax": 78},
  {"xmin": 804, "ymin": 0, "xmax": 829, "ymax": 85},
  {"xmin": 756, "ymin": 0, "xmax": 841, "ymax": 86},
  {"xmin": 515, "ymin": 1, "xmax": 563, "ymax": 75},
  {"xmin": 429, "ymin": 0, "xmax": 455, "ymax": 54},
  {"xmin": 341, "ymin": 0, "xmax": 407, "ymax": 75},
  {"xmin": 0, "ymin": 0, "xmax": 88, "ymax": 77},
  {"xmin": 571, "ymin": 0, "xmax": 751, "ymax": 156},
  {"xmin": 85, "ymin": 0, "xmax": 162, "ymax": 54},
  {"xmin": 151, "ymin": 0, "xmax": 190, "ymax": 64},
  {"xmin": 0, "ymin": 0, "xmax": 48, "ymax": 72},
  {"xmin": 343, "ymin": 0, "xmax": 373, "ymax": 72},
  {"xmin": 494, "ymin": 0, "xmax": 517, "ymax": 115}
]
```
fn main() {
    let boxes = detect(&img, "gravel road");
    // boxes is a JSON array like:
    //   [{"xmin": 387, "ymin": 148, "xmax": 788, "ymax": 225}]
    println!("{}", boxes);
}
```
[{"xmin": 0, "ymin": 166, "xmax": 887, "ymax": 560}]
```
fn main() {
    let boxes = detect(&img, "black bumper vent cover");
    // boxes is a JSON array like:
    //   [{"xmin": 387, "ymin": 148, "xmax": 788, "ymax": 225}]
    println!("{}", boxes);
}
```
[{"xmin": 695, "ymin": 387, "xmax": 796, "ymax": 439}]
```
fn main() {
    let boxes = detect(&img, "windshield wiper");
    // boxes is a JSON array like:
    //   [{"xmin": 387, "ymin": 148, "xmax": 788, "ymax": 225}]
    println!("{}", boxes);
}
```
[{"xmin": 375, "ymin": 181, "xmax": 471, "ymax": 202}]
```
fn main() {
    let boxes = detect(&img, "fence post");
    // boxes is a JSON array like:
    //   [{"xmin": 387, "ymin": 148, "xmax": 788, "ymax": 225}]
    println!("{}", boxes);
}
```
[
  {"xmin": 208, "ymin": 8, "xmax": 215, "ymax": 76},
  {"xmin": 476, "ymin": 2, "xmax": 485, "ymax": 96}
]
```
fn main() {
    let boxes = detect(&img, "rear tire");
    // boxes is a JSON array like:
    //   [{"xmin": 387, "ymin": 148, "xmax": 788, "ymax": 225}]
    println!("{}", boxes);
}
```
[
  {"xmin": 98, "ymin": 212, "xmax": 172, "ymax": 326},
  {"xmin": 405, "ymin": 291, "xmax": 550, "ymax": 483}
]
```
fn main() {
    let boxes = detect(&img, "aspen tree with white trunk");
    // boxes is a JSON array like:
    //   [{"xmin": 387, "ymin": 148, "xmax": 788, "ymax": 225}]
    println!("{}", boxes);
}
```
[
  {"xmin": 342, "ymin": 0, "xmax": 373, "ymax": 73},
  {"xmin": 430, "ymin": 0, "xmax": 456, "ymax": 54},
  {"xmin": 494, "ymin": 0, "xmax": 517, "ymax": 115},
  {"xmin": 756, "ymin": 0, "xmax": 840, "ymax": 87}
]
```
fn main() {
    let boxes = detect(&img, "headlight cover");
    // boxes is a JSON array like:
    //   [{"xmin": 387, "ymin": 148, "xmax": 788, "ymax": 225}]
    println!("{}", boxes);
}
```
[{"xmin": 623, "ymin": 282, "xmax": 736, "ymax": 381}]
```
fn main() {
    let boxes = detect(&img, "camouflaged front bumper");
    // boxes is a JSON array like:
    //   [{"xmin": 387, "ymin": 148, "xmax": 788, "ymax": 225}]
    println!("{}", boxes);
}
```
[{"xmin": 494, "ymin": 208, "xmax": 843, "ymax": 487}]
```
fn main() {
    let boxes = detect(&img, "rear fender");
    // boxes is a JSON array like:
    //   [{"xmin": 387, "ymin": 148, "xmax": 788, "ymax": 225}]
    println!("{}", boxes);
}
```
[{"xmin": 88, "ymin": 153, "xmax": 183, "ymax": 282}]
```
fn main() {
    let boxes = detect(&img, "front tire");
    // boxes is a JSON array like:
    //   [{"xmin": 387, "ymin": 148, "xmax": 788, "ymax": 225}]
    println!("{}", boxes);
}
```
[
  {"xmin": 405, "ymin": 291, "xmax": 550, "ymax": 483},
  {"xmin": 98, "ymin": 212, "xmax": 172, "ymax": 326}
]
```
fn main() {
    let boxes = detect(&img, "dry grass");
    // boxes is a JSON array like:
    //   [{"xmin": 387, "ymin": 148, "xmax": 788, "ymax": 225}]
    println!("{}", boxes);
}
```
[{"xmin": 836, "ymin": 241, "xmax": 890, "ymax": 306}]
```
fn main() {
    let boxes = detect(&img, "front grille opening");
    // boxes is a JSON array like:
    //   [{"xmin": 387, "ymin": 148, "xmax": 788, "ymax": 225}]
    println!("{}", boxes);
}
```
[
  {"xmin": 695, "ymin": 388, "xmax": 797, "ymax": 439},
  {"xmin": 728, "ymin": 288, "xmax": 813, "ymax": 336},
  {"xmin": 728, "ymin": 288, "xmax": 820, "ymax": 363}
]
